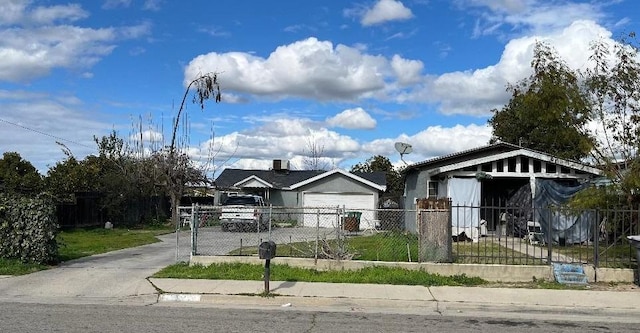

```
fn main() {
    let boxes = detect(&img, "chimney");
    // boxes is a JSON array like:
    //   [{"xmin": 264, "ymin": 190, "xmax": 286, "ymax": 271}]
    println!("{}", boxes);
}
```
[{"xmin": 273, "ymin": 159, "xmax": 289, "ymax": 171}]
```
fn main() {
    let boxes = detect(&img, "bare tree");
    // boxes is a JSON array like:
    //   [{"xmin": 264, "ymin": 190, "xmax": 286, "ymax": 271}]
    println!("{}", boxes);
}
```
[{"xmin": 302, "ymin": 137, "xmax": 331, "ymax": 171}]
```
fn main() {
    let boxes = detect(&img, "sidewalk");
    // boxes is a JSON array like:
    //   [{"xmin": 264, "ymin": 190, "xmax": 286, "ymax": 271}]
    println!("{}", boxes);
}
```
[{"xmin": 149, "ymin": 278, "xmax": 640, "ymax": 322}]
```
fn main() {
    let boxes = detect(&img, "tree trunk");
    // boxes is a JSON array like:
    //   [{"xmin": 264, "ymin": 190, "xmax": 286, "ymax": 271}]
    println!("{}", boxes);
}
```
[{"xmin": 170, "ymin": 192, "xmax": 180, "ymax": 229}]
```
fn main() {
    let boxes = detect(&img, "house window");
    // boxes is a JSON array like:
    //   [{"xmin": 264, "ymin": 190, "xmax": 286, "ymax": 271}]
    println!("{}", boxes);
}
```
[
  {"xmin": 428, "ymin": 181, "xmax": 439, "ymax": 199},
  {"xmin": 533, "ymin": 160, "xmax": 542, "ymax": 173},
  {"xmin": 521, "ymin": 157, "xmax": 529, "ymax": 172},
  {"xmin": 547, "ymin": 163, "xmax": 557, "ymax": 173},
  {"xmin": 481, "ymin": 163, "xmax": 492, "ymax": 172},
  {"xmin": 508, "ymin": 158, "xmax": 517, "ymax": 172},
  {"xmin": 496, "ymin": 160, "xmax": 504, "ymax": 172}
]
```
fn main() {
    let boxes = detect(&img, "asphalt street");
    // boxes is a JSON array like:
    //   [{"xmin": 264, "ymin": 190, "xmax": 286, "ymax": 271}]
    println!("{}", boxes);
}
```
[{"xmin": 2, "ymin": 302, "xmax": 637, "ymax": 333}]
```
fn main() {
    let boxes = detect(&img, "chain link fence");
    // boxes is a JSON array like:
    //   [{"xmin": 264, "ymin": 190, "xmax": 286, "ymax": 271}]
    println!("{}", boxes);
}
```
[{"xmin": 180, "ymin": 204, "xmax": 639, "ymax": 269}]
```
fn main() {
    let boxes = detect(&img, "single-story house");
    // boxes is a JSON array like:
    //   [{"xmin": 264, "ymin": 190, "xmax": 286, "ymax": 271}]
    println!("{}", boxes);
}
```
[
  {"xmin": 214, "ymin": 160, "xmax": 387, "ymax": 228},
  {"xmin": 402, "ymin": 142, "xmax": 603, "ymax": 239}
]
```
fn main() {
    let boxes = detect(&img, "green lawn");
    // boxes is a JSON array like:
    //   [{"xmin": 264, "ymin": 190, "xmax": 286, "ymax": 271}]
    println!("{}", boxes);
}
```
[
  {"xmin": 153, "ymin": 262, "xmax": 487, "ymax": 287},
  {"xmin": 0, "ymin": 258, "xmax": 48, "ymax": 276},
  {"xmin": 0, "ymin": 227, "xmax": 172, "ymax": 275},
  {"xmin": 230, "ymin": 232, "xmax": 546, "ymax": 265},
  {"xmin": 57, "ymin": 228, "xmax": 168, "ymax": 262}
]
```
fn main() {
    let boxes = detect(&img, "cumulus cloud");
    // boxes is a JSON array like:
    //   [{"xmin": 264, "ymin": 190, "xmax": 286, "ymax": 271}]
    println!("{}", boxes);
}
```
[
  {"xmin": 129, "ymin": 129, "xmax": 164, "ymax": 143},
  {"xmin": 0, "ymin": 2, "xmax": 150, "ymax": 83},
  {"xmin": 184, "ymin": 37, "xmax": 392, "ymax": 101},
  {"xmin": 361, "ymin": 123, "xmax": 493, "ymax": 164},
  {"xmin": 360, "ymin": 0, "xmax": 414, "ymax": 26},
  {"xmin": 390, "ymin": 55, "xmax": 424, "ymax": 85},
  {"xmin": 326, "ymin": 107, "xmax": 377, "ymax": 130},
  {"xmin": 402, "ymin": 20, "xmax": 613, "ymax": 116}
]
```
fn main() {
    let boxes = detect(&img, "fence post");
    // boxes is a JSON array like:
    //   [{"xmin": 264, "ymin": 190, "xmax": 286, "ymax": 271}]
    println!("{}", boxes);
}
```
[
  {"xmin": 314, "ymin": 208, "xmax": 319, "ymax": 265},
  {"xmin": 594, "ymin": 209, "xmax": 600, "ymax": 269},
  {"xmin": 175, "ymin": 207, "xmax": 180, "ymax": 262},
  {"xmin": 546, "ymin": 208, "xmax": 552, "ymax": 264},
  {"xmin": 191, "ymin": 203, "xmax": 198, "ymax": 256}
]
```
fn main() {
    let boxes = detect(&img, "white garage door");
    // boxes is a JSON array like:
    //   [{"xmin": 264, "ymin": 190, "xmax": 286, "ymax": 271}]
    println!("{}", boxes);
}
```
[{"xmin": 302, "ymin": 193, "xmax": 374, "ymax": 228}]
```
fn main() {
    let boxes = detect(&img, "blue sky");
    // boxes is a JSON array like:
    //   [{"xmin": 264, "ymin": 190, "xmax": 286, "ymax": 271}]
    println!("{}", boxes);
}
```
[{"xmin": 1, "ymin": 0, "xmax": 638, "ymax": 175}]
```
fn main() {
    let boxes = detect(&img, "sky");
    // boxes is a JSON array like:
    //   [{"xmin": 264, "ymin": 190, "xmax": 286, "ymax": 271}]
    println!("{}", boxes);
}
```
[{"xmin": 1, "ymin": 0, "xmax": 638, "ymax": 176}]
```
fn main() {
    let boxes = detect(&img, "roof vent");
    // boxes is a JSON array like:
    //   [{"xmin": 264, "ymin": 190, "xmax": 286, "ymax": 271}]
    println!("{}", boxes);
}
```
[{"xmin": 273, "ymin": 159, "xmax": 289, "ymax": 171}]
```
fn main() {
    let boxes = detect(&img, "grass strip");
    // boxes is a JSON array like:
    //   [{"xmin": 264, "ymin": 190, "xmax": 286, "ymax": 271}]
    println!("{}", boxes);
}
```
[
  {"xmin": 0, "ymin": 258, "xmax": 48, "ymax": 275},
  {"xmin": 153, "ymin": 262, "xmax": 487, "ymax": 287}
]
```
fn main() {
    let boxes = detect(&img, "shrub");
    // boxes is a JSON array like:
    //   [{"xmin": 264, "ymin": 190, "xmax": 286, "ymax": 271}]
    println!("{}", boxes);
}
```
[{"xmin": 0, "ymin": 193, "xmax": 59, "ymax": 264}]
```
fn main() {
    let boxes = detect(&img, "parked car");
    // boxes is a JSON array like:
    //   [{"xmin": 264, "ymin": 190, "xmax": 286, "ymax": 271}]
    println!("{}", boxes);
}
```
[{"xmin": 219, "ymin": 195, "xmax": 269, "ymax": 232}]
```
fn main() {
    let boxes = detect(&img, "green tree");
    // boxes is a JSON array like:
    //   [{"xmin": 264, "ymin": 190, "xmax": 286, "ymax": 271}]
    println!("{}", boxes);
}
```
[
  {"xmin": 488, "ymin": 41, "xmax": 594, "ymax": 160},
  {"xmin": 584, "ymin": 33, "xmax": 640, "ymax": 205},
  {"xmin": 351, "ymin": 155, "xmax": 403, "ymax": 199},
  {"xmin": 0, "ymin": 152, "xmax": 43, "ymax": 194}
]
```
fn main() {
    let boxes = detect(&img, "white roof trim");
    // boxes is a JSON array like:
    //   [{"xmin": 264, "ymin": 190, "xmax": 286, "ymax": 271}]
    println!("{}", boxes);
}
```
[
  {"xmin": 233, "ymin": 175, "xmax": 273, "ymax": 188},
  {"xmin": 288, "ymin": 169, "xmax": 386, "ymax": 191},
  {"xmin": 427, "ymin": 149, "xmax": 602, "ymax": 176}
]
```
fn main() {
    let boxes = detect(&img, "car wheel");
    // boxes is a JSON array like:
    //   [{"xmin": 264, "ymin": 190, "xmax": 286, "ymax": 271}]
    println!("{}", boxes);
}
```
[{"xmin": 221, "ymin": 223, "xmax": 229, "ymax": 232}]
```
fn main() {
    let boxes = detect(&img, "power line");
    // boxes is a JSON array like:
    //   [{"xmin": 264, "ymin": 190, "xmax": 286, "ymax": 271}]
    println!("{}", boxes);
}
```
[{"xmin": 0, "ymin": 117, "xmax": 94, "ymax": 149}]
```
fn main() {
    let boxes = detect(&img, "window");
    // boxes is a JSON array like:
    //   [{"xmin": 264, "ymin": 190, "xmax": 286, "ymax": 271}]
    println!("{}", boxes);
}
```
[
  {"xmin": 428, "ymin": 181, "xmax": 439, "ymax": 199},
  {"xmin": 547, "ymin": 163, "xmax": 557, "ymax": 173},
  {"xmin": 520, "ymin": 157, "xmax": 529, "ymax": 172},
  {"xmin": 533, "ymin": 160, "xmax": 541, "ymax": 173}
]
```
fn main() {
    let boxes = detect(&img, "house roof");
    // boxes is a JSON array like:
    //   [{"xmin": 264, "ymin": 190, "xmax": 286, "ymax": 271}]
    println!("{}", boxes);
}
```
[
  {"xmin": 215, "ymin": 168, "xmax": 387, "ymax": 191},
  {"xmin": 403, "ymin": 142, "xmax": 602, "ymax": 176}
]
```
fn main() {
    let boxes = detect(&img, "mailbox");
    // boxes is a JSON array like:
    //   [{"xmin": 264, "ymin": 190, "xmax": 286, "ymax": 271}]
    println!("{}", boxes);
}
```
[{"xmin": 258, "ymin": 241, "xmax": 277, "ymax": 260}]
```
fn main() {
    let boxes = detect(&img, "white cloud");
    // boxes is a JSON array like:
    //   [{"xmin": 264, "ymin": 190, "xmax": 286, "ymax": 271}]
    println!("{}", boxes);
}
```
[
  {"xmin": 390, "ymin": 55, "xmax": 424, "ymax": 85},
  {"xmin": 460, "ymin": 0, "xmax": 607, "ymax": 37},
  {"xmin": 360, "ymin": 0, "xmax": 414, "ymax": 26},
  {"xmin": 402, "ymin": 20, "xmax": 613, "ymax": 116},
  {"xmin": 0, "ymin": 0, "xmax": 88, "ymax": 26},
  {"xmin": 129, "ymin": 129, "xmax": 164, "ymax": 143},
  {"xmin": 0, "ymin": 92, "xmax": 111, "ymax": 173},
  {"xmin": 326, "ymin": 107, "xmax": 377, "ymax": 130},
  {"xmin": 0, "ymin": 2, "xmax": 150, "ymax": 83},
  {"xmin": 102, "ymin": 0, "xmax": 132, "ymax": 10},
  {"xmin": 361, "ymin": 123, "xmax": 492, "ymax": 162},
  {"xmin": 143, "ymin": 0, "xmax": 163, "ymax": 11},
  {"xmin": 184, "ymin": 37, "xmax": 390, "ymax": 101}
]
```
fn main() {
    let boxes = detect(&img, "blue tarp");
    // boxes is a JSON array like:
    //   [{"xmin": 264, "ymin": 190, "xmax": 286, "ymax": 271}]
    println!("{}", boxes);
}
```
[{"xmin": 533, "ymin": 179, "xmax": 594, "ymax": 244}]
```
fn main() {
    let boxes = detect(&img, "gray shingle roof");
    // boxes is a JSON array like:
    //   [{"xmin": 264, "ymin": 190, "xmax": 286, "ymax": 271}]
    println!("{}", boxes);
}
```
[{"xmin": 215, "ymin": 169, "xmax": 386, "ymax": 189}]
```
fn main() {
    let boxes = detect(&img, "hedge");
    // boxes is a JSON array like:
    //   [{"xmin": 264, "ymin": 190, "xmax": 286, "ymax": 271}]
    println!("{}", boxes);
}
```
[{"xmin": 0, "ymin": 194, "xmax": 59, "ymax": 264}]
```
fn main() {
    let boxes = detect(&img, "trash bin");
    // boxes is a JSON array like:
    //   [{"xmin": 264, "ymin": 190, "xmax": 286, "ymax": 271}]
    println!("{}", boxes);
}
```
[
  {"xmin": 343, "ymin": 211, "xmax": 361, "ymax": 232},
  {"xmin": 627, "ymin": 235, "xmax": 640, "ymax": 286}
]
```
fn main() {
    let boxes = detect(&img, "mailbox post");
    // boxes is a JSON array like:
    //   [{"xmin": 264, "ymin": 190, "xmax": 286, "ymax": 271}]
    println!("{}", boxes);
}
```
[{"xmin": 258, "ymin": 241, "xmax": 277, "ymax": 293}]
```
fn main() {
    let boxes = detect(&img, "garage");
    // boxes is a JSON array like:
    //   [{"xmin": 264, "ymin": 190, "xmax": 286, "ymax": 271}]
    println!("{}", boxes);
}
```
[{"xmin": 302, "ymin": 192, "xmax": 374, "ymax": 228}]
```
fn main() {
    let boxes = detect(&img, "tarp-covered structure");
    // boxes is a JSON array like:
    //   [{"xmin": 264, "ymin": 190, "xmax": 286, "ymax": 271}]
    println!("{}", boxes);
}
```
[
  {"xmin": 534, "ymin": 179, "xmax": 593, "ymax": 244},
  {"xmin": 505, "ymin": 180, "xmax": 593, "ymax": 244}
]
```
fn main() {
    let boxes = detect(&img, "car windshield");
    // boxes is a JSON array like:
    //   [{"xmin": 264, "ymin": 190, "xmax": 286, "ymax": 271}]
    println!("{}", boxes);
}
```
[{"xmin": 223, "ymin": 197, "xmax": 259, "ymax": 206}]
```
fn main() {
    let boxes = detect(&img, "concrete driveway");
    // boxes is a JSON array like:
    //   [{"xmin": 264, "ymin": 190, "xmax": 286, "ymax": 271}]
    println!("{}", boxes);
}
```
[
  {"xmin": 0, "ymin": 232, "xmax": 190, "ymax": 304},
  {"xmin": 193, "ymin": 226, "xmax": 338, "ymax": 256},
  {"xmin": 0, "ymin": 226, "xmax": 319, "ymax": 304}
]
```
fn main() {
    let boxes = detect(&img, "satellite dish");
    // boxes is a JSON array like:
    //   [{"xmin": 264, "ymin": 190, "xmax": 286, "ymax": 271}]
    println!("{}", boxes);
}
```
[{"xmin": 394, "ymin": 142, "xmax": 412, "ymax": 165}]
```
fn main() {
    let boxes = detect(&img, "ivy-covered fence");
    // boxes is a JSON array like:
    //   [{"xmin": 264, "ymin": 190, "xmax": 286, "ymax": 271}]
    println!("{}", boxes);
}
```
[{"xmin": 0, "ymin": 194, "xmax": 59, "ymax": 264}]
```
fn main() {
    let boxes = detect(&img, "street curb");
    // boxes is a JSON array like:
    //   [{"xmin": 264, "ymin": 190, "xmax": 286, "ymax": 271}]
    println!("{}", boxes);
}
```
[{"xmin": 155, "ymin": 292, "xmax": 640, "ymax": 323}]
